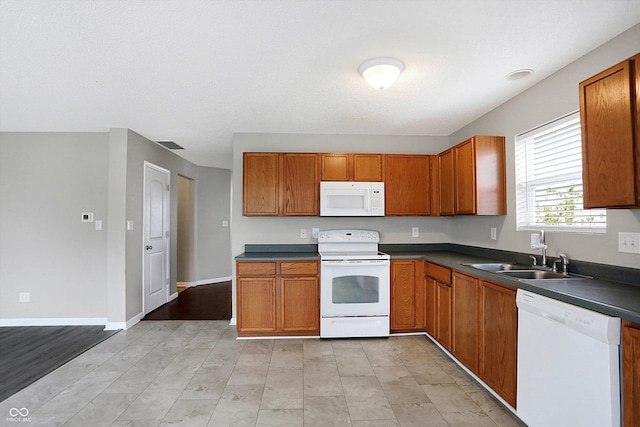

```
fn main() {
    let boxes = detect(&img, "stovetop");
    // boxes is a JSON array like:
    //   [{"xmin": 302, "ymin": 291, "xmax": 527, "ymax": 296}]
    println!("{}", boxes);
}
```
[{"xmin": 319, "ymin": 250, "xmax": 390, "ymax": 261}]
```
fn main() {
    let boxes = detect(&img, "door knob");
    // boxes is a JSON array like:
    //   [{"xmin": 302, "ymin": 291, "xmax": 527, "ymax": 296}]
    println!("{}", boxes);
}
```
[{"xmin": 145, "ymin": 245, "xmax": 153, "ymax": 250}]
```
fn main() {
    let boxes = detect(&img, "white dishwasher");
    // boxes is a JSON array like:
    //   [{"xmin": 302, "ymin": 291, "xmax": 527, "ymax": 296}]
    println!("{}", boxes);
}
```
[{"xmin": 516, "ymin": 289, "xmax": 621, "ymax": 427}]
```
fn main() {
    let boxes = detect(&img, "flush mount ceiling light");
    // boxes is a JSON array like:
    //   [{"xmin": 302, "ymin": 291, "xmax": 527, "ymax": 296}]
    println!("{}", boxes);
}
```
[
  {"xmin": 359, "ymin": 57, "xmax": 404, "ymax": 90},
  {"xmin": 506, "ymin": 69, "xmax": 534, "ymax": 81}
]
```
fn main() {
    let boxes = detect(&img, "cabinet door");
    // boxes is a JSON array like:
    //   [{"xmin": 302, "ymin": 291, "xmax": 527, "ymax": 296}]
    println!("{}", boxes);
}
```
[
  {"xmin": 580, "ymin": 56, "xmax": 639, "ymax": 208},
  {"xmin": 429, "ymin": 155, "xmax": 440, "ymax": 216},
  {"xmin": 391, "ymin": 260, "xmax": 424, "ymax": 331},
  {"xmin": 385, "ymin": 155, "xmax": 431, "ymax": 215},
  {"xmin": 237, "ymin": 277, "xmax": 277, "ymax": 333},
  {"xmin": 435, "ymin": 281, "xmax": 452, "ymax": 350},
  {"xmin": 321, "ymin": 153, "xmax": 350, "ymax": 181},
  {"xmin": 282, "ymin": 153, "xmax": 319, "ymax": 215},
  {"xmin": 438, "ymin": 149, "xmax": 455, "ymax": 215},
  {"xmin": 479, "ymin": 280, "xmax": 517, "ymax": 408},
  {"xmin": 280, "ymin": 276, "xmax": 319, "ymax": 333},
  {"xmin": 424, "ymin": 276, "xmax": 437, "ymax": 336},
  {"xmin": 623, "ymin": 321, "xmax": 640, "ymax": 427},
  {"xmin": 455, "ymin": 139, "xmax": 476, "ymax": 214},
  {"xmin": 353, "ymin": 154, "xmax": 383, "ymax": 181},
  {"xmin": 452, "ymin": 272, "xmax": 479, "ymax": 373},
  {"xmin": 243, "ymin": 153, "xmax": 280, "ymax": 215}
]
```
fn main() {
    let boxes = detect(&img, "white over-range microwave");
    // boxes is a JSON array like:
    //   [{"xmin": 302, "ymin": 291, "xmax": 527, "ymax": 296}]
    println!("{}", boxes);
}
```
[{"xmin": 320, "ymin": 181, "xmax": 385, "ymax": 216}]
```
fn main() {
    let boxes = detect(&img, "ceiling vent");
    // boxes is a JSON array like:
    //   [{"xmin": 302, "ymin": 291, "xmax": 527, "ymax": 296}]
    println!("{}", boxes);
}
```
[{"xmin": 156, "ymin": 140, "xmax": 184, "ymax": 150}]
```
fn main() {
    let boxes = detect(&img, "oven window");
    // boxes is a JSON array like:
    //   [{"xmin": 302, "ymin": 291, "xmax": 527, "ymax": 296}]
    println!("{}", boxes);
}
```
[{"xmin": 332, "ymin": 275, "xmax": 379, "ymax": 304}]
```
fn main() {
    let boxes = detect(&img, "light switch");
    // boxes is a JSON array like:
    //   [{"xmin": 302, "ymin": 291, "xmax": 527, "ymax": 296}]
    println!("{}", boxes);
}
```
[
  {"xmin": 127, "ymin": 220, "xmax": 134, "ymax": 231},
  {"xmin": 95, "ymin": 220, "xmax": 102, "ymax": 231}
]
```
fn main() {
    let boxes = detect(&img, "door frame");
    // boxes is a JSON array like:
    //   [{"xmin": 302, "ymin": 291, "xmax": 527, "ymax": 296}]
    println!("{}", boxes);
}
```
[{"xmin": 142, "ymin": 161, "xmax": 171, "ymax": 314}]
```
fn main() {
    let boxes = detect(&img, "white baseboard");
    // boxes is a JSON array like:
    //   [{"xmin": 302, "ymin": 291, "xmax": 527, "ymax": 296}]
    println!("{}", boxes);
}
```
[
  {"xmin": 105, "ymin": 312, "xmax": 144, "ymax": 330},
  {"xmin": 178, "ymin": 276, "xmax": 232, "ymax": 288},
  {"xmin": 229, "ymin": 317, "xmax": 237, "ymax": 326},
  {"xmin": 0, "ymin": 317, "xmax": 108, "ymax": 327},
  {"xmin": 169, "ymin": 292, "xmax": 179, "ymax": 302}
]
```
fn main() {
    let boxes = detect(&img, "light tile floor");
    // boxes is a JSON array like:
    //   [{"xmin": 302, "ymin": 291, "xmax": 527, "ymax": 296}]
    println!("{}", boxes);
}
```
[{"xmin": 0, "ymin": 321, "xmax": 526, "ymax": 426}]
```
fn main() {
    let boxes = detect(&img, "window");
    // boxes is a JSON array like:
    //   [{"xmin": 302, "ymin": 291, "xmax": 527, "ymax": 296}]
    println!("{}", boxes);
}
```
[{"xmin": 515, "ymin": 112, "xmax": 606, "ymax": 232}]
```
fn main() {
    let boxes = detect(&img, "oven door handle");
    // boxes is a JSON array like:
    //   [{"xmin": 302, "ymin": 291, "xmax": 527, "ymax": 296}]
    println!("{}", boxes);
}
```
[{"xmin": 322, "ymin": 259, "xmax": 390, "ymax": 266}]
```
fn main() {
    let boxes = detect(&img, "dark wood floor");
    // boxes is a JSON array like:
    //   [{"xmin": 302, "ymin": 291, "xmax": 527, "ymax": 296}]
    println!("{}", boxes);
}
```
[
  {"xmin": 143, "ymin": 281, "xmax": 232, "ymax": 320},
  {"xmin": 0, "ymin": 325, "xmax": 117, "ymax": 402}
]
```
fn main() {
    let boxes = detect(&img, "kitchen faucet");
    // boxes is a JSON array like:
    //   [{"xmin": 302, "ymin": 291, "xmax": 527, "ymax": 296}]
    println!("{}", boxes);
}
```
[
  {"xmin": 554, "ymin": 253, "xmax": 570, "ymax": 274},
  {"xmin": 530, "ymin": 231, "xmax": 548, "ymax": 267}
]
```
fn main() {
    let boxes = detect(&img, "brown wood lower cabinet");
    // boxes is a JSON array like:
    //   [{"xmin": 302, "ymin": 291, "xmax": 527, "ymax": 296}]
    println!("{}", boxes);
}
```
[
  {"xmin": 236, "ymin": 260, "xmax": 319, "ymax": 337},
  {"xmin": 479, "ymin": 279, "xmax": 518, "ymax": 408},
  {"xmin": 391, "ymin": 260, "xmax": 425, "ymax": 332},
  {"xmin": 452, "ymin": 272, "xmax": 480, "ymax": 374},
  {"xmin": 623, "ymin": 320, "xmax": 640, "ymax": 427},
  {"xmin": 425, "ymin": 263, "xmax": 517, "ymax": 407},
  {"xmin": 425, "ymin": 262, "xmax": 452, "ymax": 350}
]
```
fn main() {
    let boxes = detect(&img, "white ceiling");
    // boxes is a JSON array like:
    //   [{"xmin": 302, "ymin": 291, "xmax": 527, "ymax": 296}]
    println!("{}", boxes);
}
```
[{"xmin": 1, "ymin": 1, "xmax": 639, "ymax": 169}]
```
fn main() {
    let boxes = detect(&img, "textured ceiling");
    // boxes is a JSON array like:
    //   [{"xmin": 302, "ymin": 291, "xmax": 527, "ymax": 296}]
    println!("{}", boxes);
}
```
[{"xmin": 1, "ymin": 0, "xmax": 639, "ymax": 168}]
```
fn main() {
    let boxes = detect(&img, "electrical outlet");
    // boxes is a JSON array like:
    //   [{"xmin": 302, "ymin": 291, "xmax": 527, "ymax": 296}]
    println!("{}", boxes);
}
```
[
  {"xmin": 412, "ymin": 227, "xmax": 419, "ymax": 238},
  {"xmin": 19, "ymin": 292, "xmax": 30, "ymax": 303},
  {"xmin": 491, "ymin": 228, "xmax": 497, "ymax": 240},
  {"xmin": 300, "ymin": 228, "xmax": 307, "ymax": 239},
  {"xmin": 312, "ymin": 228, "xmax": 319, "ymax": 238},
  {"xmin": 618, "ymin": 232, "xmax": 640, "ymax": 254}
]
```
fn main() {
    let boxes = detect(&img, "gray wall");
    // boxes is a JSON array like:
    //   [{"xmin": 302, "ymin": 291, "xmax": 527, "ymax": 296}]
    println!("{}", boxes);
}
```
[
  {"xmin": 196, "ymin": 166, "xmax": 232, "ymax": 282},
  {"xmin": 1, "ymin": 129, "xmax": 232, "ymax": 326},
  {"xmin": 449, "ymin": 24, "xmax": 640, "ymax": 269},
  {"xmin": 0, "ymin": 132, "xmax": 110, "ymax": 320}
]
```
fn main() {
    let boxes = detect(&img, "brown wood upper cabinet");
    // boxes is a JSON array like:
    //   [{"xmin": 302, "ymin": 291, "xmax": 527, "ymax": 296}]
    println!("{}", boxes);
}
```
[
  {"xmin": 438, "ymin": 136, "xmax": 506, "ymax": 216},
  {"xmin": 321, "ymin": 153, "xmax": 384, "ymax": 181},
  {"xmin": 579, "ymin": 53, "xmax": 640, "ymax": 208},
  {"xmin": 385, "ymin": 154, "xmax": 433, "ymax": 216},
  {"xmin": 438, "ymin": 149, "xmax": 455, "ymax": 216},
  {"xmin": 243, "ymin": 152, "xmax": 319, "ymax": 216}
]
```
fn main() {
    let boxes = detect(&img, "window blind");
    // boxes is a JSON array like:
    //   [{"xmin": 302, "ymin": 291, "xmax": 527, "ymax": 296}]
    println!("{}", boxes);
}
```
[{"xmin": 515, "ymin": 112, "xmax": 606, "ymax": 232}]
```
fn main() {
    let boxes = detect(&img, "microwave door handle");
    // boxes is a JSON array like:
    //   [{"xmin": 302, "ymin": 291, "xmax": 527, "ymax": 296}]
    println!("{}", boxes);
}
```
[{"xmin": 364, "ymin": 189, "xmax": 371, "ymax": 214}]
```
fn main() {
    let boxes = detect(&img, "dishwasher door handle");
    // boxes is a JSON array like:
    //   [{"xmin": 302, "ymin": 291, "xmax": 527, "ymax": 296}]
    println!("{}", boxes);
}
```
[{"xmin": 541, "ymin": 311, "xmax": 566, "ymax": 324}]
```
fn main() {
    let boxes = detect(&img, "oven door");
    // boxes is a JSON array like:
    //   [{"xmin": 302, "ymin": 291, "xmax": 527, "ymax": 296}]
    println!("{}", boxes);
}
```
[{"xmin": 320, "ymin": 259, "xmax": 390, "ymax": 317}]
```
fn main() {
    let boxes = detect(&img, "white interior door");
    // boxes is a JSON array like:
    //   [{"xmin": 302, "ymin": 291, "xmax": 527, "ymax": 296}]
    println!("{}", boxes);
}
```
[{"xmin": 143, "ymin": 162, "xmax": 170, "ymax": 314}]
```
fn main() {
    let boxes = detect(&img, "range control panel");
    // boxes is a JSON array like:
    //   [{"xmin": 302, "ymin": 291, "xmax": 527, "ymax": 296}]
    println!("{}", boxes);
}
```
[{"xmin": 318, "ymin": 229, "xmax": 379, "ymax": 243}]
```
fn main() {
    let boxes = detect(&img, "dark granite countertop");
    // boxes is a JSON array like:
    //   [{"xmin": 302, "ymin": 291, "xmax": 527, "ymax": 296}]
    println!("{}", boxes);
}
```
[
  {"xmin": 235, "ymin": 243, "xmax": 640, "ymax": 323},
  {"xmin": 235, "ymin": 244, "xmax": 319, "ymax": 261}
]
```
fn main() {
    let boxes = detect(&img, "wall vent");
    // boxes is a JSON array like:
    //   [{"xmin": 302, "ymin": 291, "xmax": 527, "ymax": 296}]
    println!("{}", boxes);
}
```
[{"xmin": 156, "ymin": 140, "xmax": 184, "ymax": 150}]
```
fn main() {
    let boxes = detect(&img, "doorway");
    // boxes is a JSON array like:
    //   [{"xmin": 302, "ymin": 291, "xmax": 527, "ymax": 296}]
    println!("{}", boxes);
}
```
[{"xmin": 177, "ymin": 175, "xmax": 195, "ymax": 292}]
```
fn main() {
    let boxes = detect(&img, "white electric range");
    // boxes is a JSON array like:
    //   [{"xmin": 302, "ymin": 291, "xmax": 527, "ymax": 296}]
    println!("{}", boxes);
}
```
[{"xmin": 318, "ymin": 229, "xmax": 390, "ymax": 338}]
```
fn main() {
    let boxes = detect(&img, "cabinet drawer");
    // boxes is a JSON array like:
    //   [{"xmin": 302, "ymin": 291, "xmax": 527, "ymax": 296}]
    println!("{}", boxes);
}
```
[
  {"xmin": 426, "ymin": 263, "xmax": 451, "ymax": 284},
  {"xmin": 237, "ymin": 261, "xmax": 277, "ymax": 276},
  {"xmin": 281, "ymin": 261, "xmax": 318, "ymax": 276}
]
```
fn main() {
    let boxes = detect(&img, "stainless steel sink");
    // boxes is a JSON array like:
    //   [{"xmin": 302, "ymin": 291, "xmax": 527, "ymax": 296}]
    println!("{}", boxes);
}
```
[
  {"xmin": 465, "ymin": 262, "xmax": 589, "ymax": 280},
  {"xmin": 465, "ymin": 263, "xmax": 533, "ymax": 273},
  {"xmin": 495, "ymin": 270, "xmax": 576, "ymax": 280}
]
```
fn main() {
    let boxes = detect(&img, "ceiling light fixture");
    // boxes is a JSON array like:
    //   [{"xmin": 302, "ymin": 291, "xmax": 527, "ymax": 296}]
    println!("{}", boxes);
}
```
[
  {"xmin": 506, "ymin": 69, "xmax": 533, "ymax": 81},
  {"xmin": 359, "ymin": 57, "xmax": 404, "ymax": 90}
]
